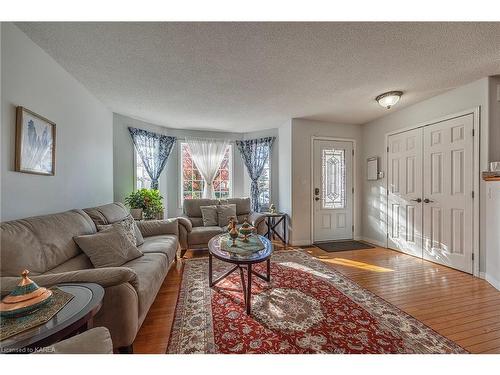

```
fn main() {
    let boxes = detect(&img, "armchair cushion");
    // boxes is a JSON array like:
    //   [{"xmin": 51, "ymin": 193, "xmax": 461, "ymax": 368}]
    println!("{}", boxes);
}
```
[
  {"xmin": 1, "ymin": 267, "xmax": 138, "ymax": 296},
  {"xmin": 216, "ymin": 204, "xmax": 237, "ymax": 227},
  {"xmin": 36, "ymin": 327, "xmax": 113, "ymax": 354},
  {"xmin": 188, "ymin": 226, "xmax": 224, "ymax": 246},
  {"xmin": 136, "ymin": 218, "xmax": 178, "ymax": 238}
]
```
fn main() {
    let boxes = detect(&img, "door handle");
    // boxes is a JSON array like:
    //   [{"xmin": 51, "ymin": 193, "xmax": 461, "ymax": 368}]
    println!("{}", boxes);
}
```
[
  {"xmin": 314, "ymin": 197, "xmax": 320, "ymax": 201},
  {"xmin": 423, "ymin": 198, "xmax": 434, "ymax": 203},
  {"xmin": 314, "ymin": 188, "xmax": 320, "ymax": 196},
  {"xmin": 410, "ymin": 198, "xmax": 422, "ymax": 203}
]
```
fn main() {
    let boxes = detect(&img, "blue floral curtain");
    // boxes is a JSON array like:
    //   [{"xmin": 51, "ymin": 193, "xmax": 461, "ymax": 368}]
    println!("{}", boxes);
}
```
[
  {"xmin": 236, "ymin": 137, "xmax": 275, "ymax": 212},
  {"xmin": 128, "ymin": 127, "xmax": 176, "ymax": 190}
]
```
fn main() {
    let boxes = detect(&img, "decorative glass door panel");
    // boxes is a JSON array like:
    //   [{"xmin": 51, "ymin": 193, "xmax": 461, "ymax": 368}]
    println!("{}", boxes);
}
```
[{"xmin": 322, "ymin": 149, "xmax": 346, "ymax": 209}]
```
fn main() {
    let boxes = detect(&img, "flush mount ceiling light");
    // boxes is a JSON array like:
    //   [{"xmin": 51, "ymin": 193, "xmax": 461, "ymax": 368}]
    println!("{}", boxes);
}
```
[{"xmin": 375, "ymin": 91, "xmax": 403, "ymax": 109}]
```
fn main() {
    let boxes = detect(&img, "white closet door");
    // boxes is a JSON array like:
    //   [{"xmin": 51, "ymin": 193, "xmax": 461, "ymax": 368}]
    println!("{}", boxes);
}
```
[
  {"xmin": 387, "ymin": 128, "xmax": 423, "ymax": 257},
  {"xmin": 422, "ymin": 114, "xmax": 474, "ymax": 273}
]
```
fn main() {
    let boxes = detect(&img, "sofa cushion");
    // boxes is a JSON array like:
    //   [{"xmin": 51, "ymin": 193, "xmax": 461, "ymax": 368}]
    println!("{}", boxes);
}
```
[
  {"xmin": 74, "ymin": 226, "xmax": 143, "ymax": 268},
  {"xmin": 138, "ymin": 235, "xmax": 178, "ymax": 264},
  {"xmin": 188, "ymin": 226, "xmax": 224, "ymax": 246},
  {"xmin": 84, "ymin": 202, "xmax": 129, "ymax": 225},
  {"xmin": 200, "ymin": 205, "xmax": 218, "ymax": 226},
  {"xmin": 183, "ymin": 199, "xmax": 220, "ymax": 217},
  {"xmin": 222, "ymin": 198, "xmax": 251, "ymax": 215},
  {"xmin": 217, "ymin": 204, "xmax": 237, "ymax": 227},
  {"xmin": 97, "ymin": 215, "xmax": 139, "ymax": 246},
  {"xmin": 0, "ymin": 209, "xmax": 96, "ymax": 276},
  {"xmin": 124, "ymin": 252, "xmax": 169, "ymax": 324}
]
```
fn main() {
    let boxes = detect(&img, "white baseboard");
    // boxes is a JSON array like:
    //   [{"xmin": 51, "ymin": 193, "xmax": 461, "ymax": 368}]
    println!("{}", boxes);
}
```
[{"xmin": 485, "ymin": 273, "xmax": 500, "ymax": 291}]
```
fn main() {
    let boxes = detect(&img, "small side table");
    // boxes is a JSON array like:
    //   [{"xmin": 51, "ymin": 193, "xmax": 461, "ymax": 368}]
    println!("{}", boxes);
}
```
[
  {"xmin": 263, "ymin": 212, "xmax": 287, "ymax": 245},
  {"xmin": 0, "ymin": 283, "xmax": 104, "ymax": 353}
]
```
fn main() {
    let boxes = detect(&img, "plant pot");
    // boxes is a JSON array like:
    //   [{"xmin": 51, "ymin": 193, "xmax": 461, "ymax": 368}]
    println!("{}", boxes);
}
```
[{"xmin": 130, "ymin": 208, "xmax": 143, "ymax": 220}]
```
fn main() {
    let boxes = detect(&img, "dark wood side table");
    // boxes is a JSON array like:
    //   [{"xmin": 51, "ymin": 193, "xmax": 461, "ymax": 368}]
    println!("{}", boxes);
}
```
[
  {"xmin": 208, "ymin": 234, "xmax": 273, "ymax": 315},
  {"xmin": 263, "ymin": 212, "xmax": 287, "ymax": 245},
  {"xmin": 0, "ymin": 283, "xmax": 104, "ymax": 354}
]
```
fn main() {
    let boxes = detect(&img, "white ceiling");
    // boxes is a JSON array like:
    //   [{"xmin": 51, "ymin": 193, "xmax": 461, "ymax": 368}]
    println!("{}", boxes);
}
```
[{"xmin": 16, "ymin": 22, "xmax": 500, "ymax": 132}]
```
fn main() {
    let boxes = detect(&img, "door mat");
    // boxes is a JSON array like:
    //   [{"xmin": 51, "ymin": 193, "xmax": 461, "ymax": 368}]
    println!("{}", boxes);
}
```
[{"xmin": 314, "ymin": 240, "xmax": 375, "ymax": 252}]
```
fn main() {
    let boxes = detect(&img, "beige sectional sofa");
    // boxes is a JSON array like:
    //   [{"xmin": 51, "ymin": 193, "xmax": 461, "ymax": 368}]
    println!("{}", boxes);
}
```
[
  {"xmin": 178, "ymin": 197, "xmax": 266, "ymax": 254},
  {"xmin": 0, "ymin": 202, "xmax": 178, "ymax": 353}
]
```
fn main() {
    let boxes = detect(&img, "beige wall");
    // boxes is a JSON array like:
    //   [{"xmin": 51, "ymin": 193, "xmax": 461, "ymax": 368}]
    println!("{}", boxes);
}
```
[
  {"xmin": 289, "ymin": 118, "xmax": 362, "ymax": 246},
  {"xmin": 360, "ymin": 77, "xmax": 490, "ymax": 271},
  {"xmin": 1, "ymin": 23, "xmax": 113, "ymax": 221}
]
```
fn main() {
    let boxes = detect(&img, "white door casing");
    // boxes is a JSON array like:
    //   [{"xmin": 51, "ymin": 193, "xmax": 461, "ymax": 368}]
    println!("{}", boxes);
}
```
[
  {"xmin": 422, "ymin": 114, "xmax": 474, "ymax": 273},
  {"xmin": 313, "ymin": 139, "xmax": 353, "ymax": 242},
  {"xmin": 387, "ymin": 128, "xmax": 424, "ymax": 258}
]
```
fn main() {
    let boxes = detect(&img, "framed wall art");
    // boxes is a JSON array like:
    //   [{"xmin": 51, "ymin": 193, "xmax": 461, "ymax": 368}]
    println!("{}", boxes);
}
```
[{"xmin": 15, "ymin": 106, "xmax": 56, "ymax": 176}]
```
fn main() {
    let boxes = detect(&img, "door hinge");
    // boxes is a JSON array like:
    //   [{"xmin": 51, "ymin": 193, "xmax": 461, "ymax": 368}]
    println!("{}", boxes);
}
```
[
  {"xmin": 387, "ymin": 146, "xmax": 389, "ymax": 153},
  {"xmin": 352, "ymin": 225, "xmax": 354, "ymax": 233},
  {"xmin": 352, "ymin": 187, "xmax": 354, "ymax": 194},
  {"xmin": 472, "ymin": 129, "xmax": 475, "ymax": 137},
  {"xmin": 472, "ymin": 253, "xmax": 475, "ymax": 261},
  {"xmin": 472, "ymin": 191, "xmax": 475, "ymax": 199},
  {"xmin": 352, "ymin": 149, "xmax": 355, "ymax": 156}
]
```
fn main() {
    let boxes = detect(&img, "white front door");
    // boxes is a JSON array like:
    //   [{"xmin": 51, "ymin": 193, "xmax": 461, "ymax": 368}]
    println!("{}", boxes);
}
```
[
  {"xmin": 387, "ymin": 128, "xmax": 424, "ymax": 257},
  {"xmin": 313, "ymin": 140, "xmax": 353, "ymax": 242},
  {"xmin": 422, "ymin": 114, "xmax": 474, "ymax": 273}
]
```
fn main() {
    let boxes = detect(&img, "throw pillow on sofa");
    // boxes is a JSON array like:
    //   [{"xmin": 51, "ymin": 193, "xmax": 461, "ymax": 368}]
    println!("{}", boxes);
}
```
[
  {"xmin": 217, "ymin": 204, "xmax": 237, "ymax": 227},
  {"xmin": 97, "ymin": 215, "xmax": 144, "ymax": 246},
  {"xmin": 73, "ymin": 225, "xmax": 143, "ymax": 268},
  {"xmin": 200, "ymin": 205, "xmax": 218, "ymax": 226}
]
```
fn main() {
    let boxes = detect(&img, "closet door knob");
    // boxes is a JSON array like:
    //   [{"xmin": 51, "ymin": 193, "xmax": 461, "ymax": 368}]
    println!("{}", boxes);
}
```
[
  {"xmin": 423, "ymin": 198, "xmax": 434, "ymax": 203},
  {"xmin": 411, "ymin": 198, "xmax": 422, "ymax": 203}
]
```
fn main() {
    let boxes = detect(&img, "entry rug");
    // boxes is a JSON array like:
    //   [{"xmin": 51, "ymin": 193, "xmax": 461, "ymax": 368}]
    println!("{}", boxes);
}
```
[{"xmin": 167, "ymin": 250, "xmax": 466, "ymax": 354}]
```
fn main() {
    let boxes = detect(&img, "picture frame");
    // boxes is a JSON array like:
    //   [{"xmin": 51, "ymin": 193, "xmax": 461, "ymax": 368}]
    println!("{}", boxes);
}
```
[{"xmin": 15, "ymin": 106, "xmax": 56, "ymax": 176}]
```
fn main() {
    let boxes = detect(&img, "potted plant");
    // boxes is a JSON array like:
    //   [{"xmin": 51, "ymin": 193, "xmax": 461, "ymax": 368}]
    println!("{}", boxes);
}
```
[{"xmin": 125, "ymin": 188, "xmax": 164, "ymax": 220}]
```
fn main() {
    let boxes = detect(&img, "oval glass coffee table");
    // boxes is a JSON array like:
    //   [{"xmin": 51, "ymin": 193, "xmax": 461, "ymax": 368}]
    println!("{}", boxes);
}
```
[{"xmin": 208, "ymin": 234, "xmax": 273, "ymax": 315}]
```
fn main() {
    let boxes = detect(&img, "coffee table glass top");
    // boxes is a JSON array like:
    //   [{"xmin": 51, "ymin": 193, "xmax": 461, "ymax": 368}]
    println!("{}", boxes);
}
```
[{"xmin": 208, "ymin": 234, "xmax": 273, "ymax": 263}]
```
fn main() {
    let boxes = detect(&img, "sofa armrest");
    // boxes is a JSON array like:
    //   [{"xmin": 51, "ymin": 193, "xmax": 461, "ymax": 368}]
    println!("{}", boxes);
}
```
[
  {"xmin": 248, "ymin": 212, "xmax": 266, "ymax": 227},
  {"xmin": 177, "ymin": 216, "xmax": 193, "ymax": 233},
  {"xmin": 136, "ymin": 218, "xmax": 179, "ymax": 238},
  {"xmin": 1, "ymin": 267, "xmax": 138, "ymax": 296},
  {"xmin": 36, "ymin": 327, "xmax": 113, "ymax": 354}
]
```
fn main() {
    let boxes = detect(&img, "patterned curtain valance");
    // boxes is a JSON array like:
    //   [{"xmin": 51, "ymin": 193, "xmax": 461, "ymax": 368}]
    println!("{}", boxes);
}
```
[
  {"xmin": 128, "ymin": 127, "xmax": 176, "ymax": 190},
  {"xmin": 236, "ymin": 137, "xmax": 275, "ymax": 212}
]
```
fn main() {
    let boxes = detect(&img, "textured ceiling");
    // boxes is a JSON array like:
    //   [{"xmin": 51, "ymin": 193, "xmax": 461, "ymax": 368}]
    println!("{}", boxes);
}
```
[{"xmin": 16, "ymin": 22, "xmax": 500, "ymax": 132}]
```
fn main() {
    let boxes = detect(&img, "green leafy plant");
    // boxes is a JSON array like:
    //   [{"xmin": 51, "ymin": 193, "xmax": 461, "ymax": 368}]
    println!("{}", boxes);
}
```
[{"xmin": 125, "ymin": 188, "xmax": 164, "ymax": 220}]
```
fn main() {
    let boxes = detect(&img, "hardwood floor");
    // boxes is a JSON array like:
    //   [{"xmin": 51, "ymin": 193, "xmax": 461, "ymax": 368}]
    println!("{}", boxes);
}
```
[{"xmin": 134, "ymin": 243, "xmax": 500, "ymax": 354}]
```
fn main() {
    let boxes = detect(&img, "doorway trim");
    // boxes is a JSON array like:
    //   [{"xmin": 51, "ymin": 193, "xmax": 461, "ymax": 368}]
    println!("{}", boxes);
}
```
[
  {"xmin": 310, "ymin": 136, "xmax": 358, "ymax": 244},
  {"xmin": 384, "ymin": 107, "xmax": 481, "ymax": 277}
]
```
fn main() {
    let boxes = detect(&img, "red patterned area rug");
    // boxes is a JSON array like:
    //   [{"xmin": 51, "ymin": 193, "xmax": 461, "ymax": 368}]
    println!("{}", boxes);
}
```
[{"xmin": 167, "ymin": 250, "xmax": 467, "ymax": 354}]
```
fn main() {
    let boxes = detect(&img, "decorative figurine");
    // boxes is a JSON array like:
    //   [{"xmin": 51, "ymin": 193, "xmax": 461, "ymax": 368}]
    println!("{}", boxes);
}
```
[
  {"xmin": 239, "ymin": 219, "xmax": 255, "ymax": 242},
  {"xmin": 0, "ymin": 269, "xmax": 53, "ymax": 318},
  {"xmin": 269, "ymin": 203, "xmax": 276, "ymax": 214},
  {"xmin": 228, "ymin": 218, "xmax": 239, "ymax": 247}
]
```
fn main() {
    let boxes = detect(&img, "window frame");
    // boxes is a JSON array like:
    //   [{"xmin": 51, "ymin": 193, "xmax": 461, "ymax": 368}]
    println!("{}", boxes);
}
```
[{"xmin": 178, "ymin": 141, "xmax": 234, "ymax": 208}]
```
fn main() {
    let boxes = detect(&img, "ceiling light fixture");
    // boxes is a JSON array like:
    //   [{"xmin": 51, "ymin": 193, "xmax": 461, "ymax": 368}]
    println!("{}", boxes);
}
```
[{"xmin": 375, "ymin": 91, "xmax": 403, "ymax": 109}]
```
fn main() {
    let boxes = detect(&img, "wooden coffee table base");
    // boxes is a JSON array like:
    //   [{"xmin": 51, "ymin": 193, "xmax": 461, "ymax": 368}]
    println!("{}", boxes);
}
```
[{"xmin": 209, "ymin": 253, "xmax": 271, "ymax": 315}]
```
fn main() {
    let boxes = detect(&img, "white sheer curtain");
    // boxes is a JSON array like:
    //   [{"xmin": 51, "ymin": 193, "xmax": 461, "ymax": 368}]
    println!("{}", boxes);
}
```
[{"xmin": 185, "ymin": 137, "xmax": 230, "ymax": 198}]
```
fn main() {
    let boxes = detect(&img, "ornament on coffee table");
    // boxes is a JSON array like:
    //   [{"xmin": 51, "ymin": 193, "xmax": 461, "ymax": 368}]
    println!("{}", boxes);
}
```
[
  {"xmin": 0, "ymin": 270, "xmax": 53, "ymax": 318},
  {"xmin": 239, "ymin": 219, "xmax": 255, "ymax": 242},
  {"xmin": 228, "ymin": 218, "xmax": 239, "ymax": 247},
  {"xmin": 269, "ymin": 203, "xmax": 276, "ymax": 214}
]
